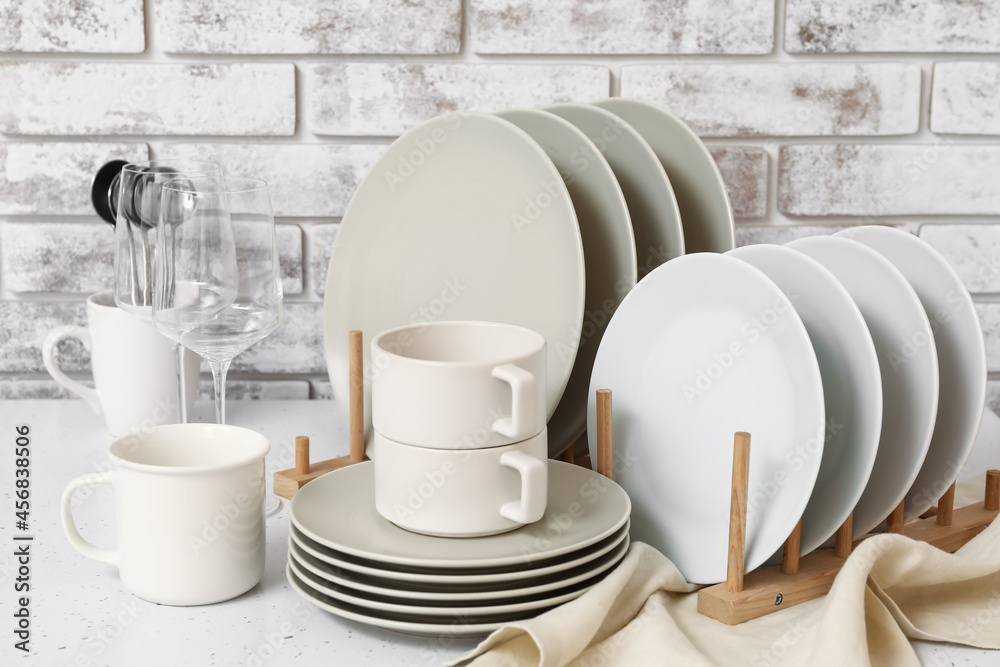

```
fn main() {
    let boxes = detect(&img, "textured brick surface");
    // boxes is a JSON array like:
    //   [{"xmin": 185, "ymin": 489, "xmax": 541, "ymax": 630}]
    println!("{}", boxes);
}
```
[
  {"xmin": 307, "ymin": 64, "xmax": 610, "ymax": 136},
  {"xmin": 0, "ymin": 142, "xmax": 148, "ymax": 215},
  {"xmin": 157, "ymin": 0, "xmax": 460, "ymax": 54},
  {"xmin": 1, "ymin": 222, "xmax": 114, "ymax": 294},
  {"xmin": 308, "ymin": 224, "xmax": 339, "ymax": 297},
  {"xmin": 710, "ymin": 147, "xmax": 768, "ymax": 218},
  {"xmin": 471, "ymin": 0, "xmax": 773, "ymax": 54},
  {"xmin": 196, "ymin": 380, "xmax": 310, "ymax": 400},
  {"xmin": 158, "ymin": 143, "xmax": 383, "ymax": 216},
  {"xmin": 230, "ymin": 303, "xmax": 323, "ymax": 374},
  {"xmin": 310, "ymin": 379, "xmax": 334, "ymax": 400},
  {"xmin": 735, "ymin": 224, "xmax": 854, "ymax": 247},
  {"xmin": 0, "ymin": 221, "xmax": 302, "ymax": 296},
  {"xmin": 778, "ymin": 145, "xmax": 1000, "ymax": 216},
  {"xmin": 0, "ymin": 377, "xmax": 310, "ymax": 400},
  {"xmin": 0, "ymin": 377, "xmax": 82, "ymax": 399},
  {"xmin": 621, "ymin": 64, "xmax": 921, "ymax": 136},
  {"xmin": 786, "ymin": 0, "xmax": 1000, "ymax": 53},
  {"xmin": 0, "ymin": 0, "xmax": 144, "ymax": 53},
  {"xmin": 986, "ymin": 381, "xmax": 1000, "ymax": 419},
  {"xmin": 931, "ymin": 62, "xmax": 1000, "ymax": 135},
  {"xmin": 0, "ymin": 301, "xmax": 88, "ymax": 373},
  {"xmin": 918, "ymin": 224, "xmax": 1000, "ymax": 294},
  {"xmin": 0, "ymin": 64, "xmax": 295, "ymax": 135},
  {"xmin": 976, "ymin": 304, "xmax": 1000, "ymax": 372},
  {"xmin": 275, "ymin": 224, "xmax": 304, "ymax": 295}
]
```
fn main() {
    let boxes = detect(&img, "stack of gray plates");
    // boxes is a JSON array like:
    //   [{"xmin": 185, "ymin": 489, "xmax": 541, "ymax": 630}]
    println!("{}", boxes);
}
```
[{"xmin": 286, "ymin": 461, "xmax": 631, "ymax": 636}]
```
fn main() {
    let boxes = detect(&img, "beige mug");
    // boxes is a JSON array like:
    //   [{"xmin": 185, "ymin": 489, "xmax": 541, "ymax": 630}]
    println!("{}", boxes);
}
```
[
  {"xmin": 43, "ymin": 291, "xmax": 199, "ymax": 436},
  {"xmin": 61, "ymin": 424, "xmax": 269, "ymax": 606},
  {"xmin": 371, "ymin": 321, "xmax": 547, "ymax": 449},
  {"xmin": 374, "ymin": 428, "xmax": 548, "ymax": 537}
]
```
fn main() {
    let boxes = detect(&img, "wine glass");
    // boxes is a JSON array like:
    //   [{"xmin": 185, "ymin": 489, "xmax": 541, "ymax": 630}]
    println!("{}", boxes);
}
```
[
  {"xmin": 152, "ymin": 176, "xmax": 284, "ymax": 426},
  {"xmin": 114, "ymin": 160, "xmax": 222, "ymax": 424}
]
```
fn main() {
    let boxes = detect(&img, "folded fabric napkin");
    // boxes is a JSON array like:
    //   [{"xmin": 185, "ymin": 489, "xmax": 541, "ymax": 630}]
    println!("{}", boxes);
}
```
[{"xmin": 448, "ymin": 475, "xmax": 1000, "ymax": 667}]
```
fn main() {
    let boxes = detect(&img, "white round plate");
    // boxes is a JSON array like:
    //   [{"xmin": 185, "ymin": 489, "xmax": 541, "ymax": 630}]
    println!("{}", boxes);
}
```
[
  {"xmin": 288, "ymin": 556, "xmax": 598, "ymax": 617},
  {"xmin": 727, "ymin": 244, "xmax": 883, "ymax": 555},
  {"xmin": 323, "ymin": 112, "xmax": 585, "ymax": 451},
  {"xmin": 288, "ymin": 530, "xmax": 629, "ymax": 599},
  {"xmin": 289, "ymin": 520, "xmax": 629, "ymax": 586},
  {"xmin": 291, "ymin": 460, "xmax": 630, "ymax": 569},
  {"xmin": 592, "ymin": 98, "xmax": 734, "ymax": 254},
  {"xmin": 545, "ymin": 103, "xmax": 684, "ymax": 276},
  {"xmin": 287, "ymin": 565, "xmax": 503, "ymax": 638},
  {"xmin": 495, "ymin": 108, "xmax": 637, "ymax": 457},
  {"xmin": 587, "ymin": 253, "xmax": 825, "ymax": 584},
  {"xmin": 834, "ymin": 226, "xmax": 986, "ymax": 520},
  {"xmin": 787, "ymin": 236, "xmax": 939, "ymax": 538}
]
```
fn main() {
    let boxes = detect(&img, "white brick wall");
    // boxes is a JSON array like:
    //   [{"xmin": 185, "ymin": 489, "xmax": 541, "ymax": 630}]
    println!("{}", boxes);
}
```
[{"xmin": 1, "ymin": 0, "xmax": 999, "ymax": 401}]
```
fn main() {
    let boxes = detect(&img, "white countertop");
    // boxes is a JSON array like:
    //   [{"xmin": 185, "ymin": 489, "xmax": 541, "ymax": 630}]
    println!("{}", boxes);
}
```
[{"xmin": 1, "ymin": 399, "xmax": 997, "ymax": 666}]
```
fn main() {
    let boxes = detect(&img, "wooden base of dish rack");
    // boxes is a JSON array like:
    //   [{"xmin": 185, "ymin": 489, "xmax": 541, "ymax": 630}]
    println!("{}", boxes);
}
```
[
  {"xmin": 273, "ymin": 331, "xmax": 368, "ymax": 499},
  {"xmin": 273, "ymin": 331, "xmax": 1000, "ymax": 628},
  {"xmin": 696, "ymin": 432, "xmax": 1000, "ymax": 625}
]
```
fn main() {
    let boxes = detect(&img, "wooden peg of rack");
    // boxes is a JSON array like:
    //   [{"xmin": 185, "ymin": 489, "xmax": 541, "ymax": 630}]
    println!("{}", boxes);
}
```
[
  {"xmin": 936, "ymin": 482, "xmax": 956, "ymax": 527},
  {"xmin": 273, "ymin": 330, "xmax": 369, "ymax": 499},
  {"xmin": 887, "ymin": 499, "xmax": 906, "ymax": 534},
  {"xmin": 782, "ymin": 520, "xmax": 802, "ymax": 576},
  {"xmin": 727, "ymin": 432, "xmax": 751, "ymax": 593},
  {"xmin": 834, "ymin": 514, "xmax": 853, "ymax": 558},
  {"xmin": 987, "ymin": 470, "xmax": 1000, "ymax": 511},
  {"xmin": 596, "ymin": 389, "xmax": 614, "ymax": 481}
]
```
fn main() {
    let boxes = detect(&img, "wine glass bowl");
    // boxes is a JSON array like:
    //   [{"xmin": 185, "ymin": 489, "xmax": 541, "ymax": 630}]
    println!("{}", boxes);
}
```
[{"xmin": 153, "ymin": 176, "xmax": 284, "ymax": 425}]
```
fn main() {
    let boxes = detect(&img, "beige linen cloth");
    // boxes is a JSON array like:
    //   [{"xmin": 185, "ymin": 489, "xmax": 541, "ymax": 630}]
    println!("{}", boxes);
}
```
[{"xmin": 448, "ymin": 475, "xmax": 1000, "ymax": 666}]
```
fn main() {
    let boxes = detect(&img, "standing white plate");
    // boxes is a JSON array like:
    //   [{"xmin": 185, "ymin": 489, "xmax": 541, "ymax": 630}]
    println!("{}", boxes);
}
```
[
  {"xmin": 291, "ymin": 461, "xmax": 630, "ymax": 569},
  {"xmin": 546, "ymin": 103, "xmax": 685, "ymax": 275},
  {"xmin": 587, "ymin": 253, "xmax": 825, "ymax": 584},
  {"xmin": 592, "ymin": 98, "xmax": 735, "ymax": 254},
  {"xmin": 495, "ymin": 108, "xmax": 637, "ymax": 457},
  {"xmin": 787, "ymin": 237, "xmax": 939, "ymax": 538},
  {"xmin": 834, "ymin": 226, "xmax": 986, "ymax": 520},
  {"xmin": 323, "ymin": 112, "xmax": 585, "ymax": 449},
  {"xmin": 727, "ymin": 244, "xmax": 882, "ymax": 556}
]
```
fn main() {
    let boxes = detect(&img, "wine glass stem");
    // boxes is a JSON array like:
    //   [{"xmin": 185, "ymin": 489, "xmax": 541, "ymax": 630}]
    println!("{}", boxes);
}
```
[
  {"xmin": 210, "ymin": 358, "xmax": 232, "ymax": 425},
  {"xmin": 173, "ymin": 342, "xmax": 188, "ymax": 424}
]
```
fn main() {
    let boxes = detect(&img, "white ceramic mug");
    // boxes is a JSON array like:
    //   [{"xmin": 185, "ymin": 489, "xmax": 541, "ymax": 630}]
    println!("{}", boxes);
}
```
[
  {"xmin": 371, "ymin": 321, "xmax": 547, "ymax": 449},
  {"xmin": 43, "ymin": 291, "xmax": 199, "ymax": 436},
  {"xmin": 60, "ymin": 424, "xmax": 270, "ymax": 606},
  {"xmin": 374, "ymin": 428, "xmax": 548, "ymax": 537}
]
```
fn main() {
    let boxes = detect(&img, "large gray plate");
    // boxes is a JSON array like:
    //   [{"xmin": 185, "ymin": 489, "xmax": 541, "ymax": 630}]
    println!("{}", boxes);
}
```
[
  {"xmin": 593, "ymin": 98, "xmax": 734, "ymax": 254},
  {"xmin": 496, "ymin": 108, "xmax": 636, "ymax": 457},
  {"xmin": 323, "ymin": 112, "xmax": 585, "ymax": 451}
]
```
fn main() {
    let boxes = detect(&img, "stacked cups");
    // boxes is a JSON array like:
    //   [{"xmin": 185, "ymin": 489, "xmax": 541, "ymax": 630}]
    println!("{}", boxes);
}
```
[{"xmin": 371, "ymin": 321, "xmax": 549, "ymax": 537}]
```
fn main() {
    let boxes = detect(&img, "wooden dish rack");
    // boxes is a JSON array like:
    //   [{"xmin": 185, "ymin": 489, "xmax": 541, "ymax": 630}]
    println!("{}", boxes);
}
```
[{"xmin": 274, "ymin": 331, "xmax": 1000, "ymax": 626}]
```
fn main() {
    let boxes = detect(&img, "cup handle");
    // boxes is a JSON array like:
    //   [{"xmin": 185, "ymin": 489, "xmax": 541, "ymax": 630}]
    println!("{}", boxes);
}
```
[
  {"xmin": 499, "ymin": 451, "xmax": 547, "ymax": 524},
  {"xmin": 490, "ymin": 364, "xmax": 537, "ymax": 440},
  {"xmin": 60, "ymin": 471, "xmax": 118, "ymax": 565},
  {"xmin": 42, "ymin": 326, "xmax": 103, "ymax": 417}
]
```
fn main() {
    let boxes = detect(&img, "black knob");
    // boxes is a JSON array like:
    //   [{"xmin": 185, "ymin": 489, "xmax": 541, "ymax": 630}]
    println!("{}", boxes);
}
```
[{"xmin": 91, "ymin": 160, "xmax": 128, "ymax": 227}]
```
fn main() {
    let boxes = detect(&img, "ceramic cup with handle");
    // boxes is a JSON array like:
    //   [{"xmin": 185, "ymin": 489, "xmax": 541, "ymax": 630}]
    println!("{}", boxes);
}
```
[
  {"xmin": 371, "ymin": 321, "xmax": 547, "ymax": 449},
  {"xmin": 374, "ymin": 428, "xmax": 548, "ymax": 537},
  {"xmin": 61, "ymin": 424, "xmax": 269, "ymax": 606},
  {"xmin": 43, "ymin": 291, "xmax": 199, "ymax": 436}
]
